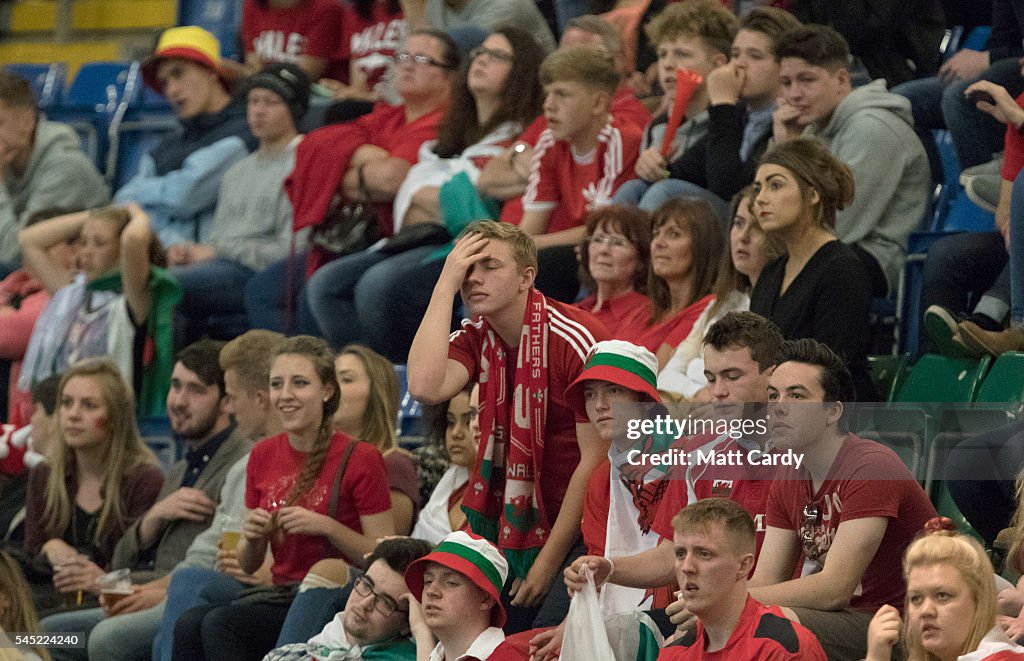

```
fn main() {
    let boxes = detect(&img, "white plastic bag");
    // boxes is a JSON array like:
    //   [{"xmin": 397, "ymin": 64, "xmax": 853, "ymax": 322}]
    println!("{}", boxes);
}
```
[{"xmin": 558, "ymin": 566, "xmax": 615, "ymax": 661}]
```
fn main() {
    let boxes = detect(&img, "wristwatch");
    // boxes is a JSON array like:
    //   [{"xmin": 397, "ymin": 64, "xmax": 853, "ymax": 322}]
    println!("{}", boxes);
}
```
[{"xmin": 509, "ymin": 142, "xmax": 529, "ymax": 182}]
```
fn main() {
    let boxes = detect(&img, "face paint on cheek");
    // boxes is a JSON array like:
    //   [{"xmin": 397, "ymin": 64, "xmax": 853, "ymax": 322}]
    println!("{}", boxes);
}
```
[{"xmin": 94, "ymin": 417, "xmax": 107, "ymax": 432}]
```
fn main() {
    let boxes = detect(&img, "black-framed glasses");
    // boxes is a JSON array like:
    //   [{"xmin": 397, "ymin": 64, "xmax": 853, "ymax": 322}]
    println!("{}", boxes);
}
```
[
  {"xmin": 800, "ymin": 503, "xmax": 823, "ymax": 563},
  {"xmin": 394, "ymin": 51, "xmax": 456, "ymax": 69},
  {"xmin": 353, "ymin": 575, "xmax": 408, "ymax": 617},
  {"xmin": 469, "ymin": 46, "xmax": 514, "ymax": 63}
]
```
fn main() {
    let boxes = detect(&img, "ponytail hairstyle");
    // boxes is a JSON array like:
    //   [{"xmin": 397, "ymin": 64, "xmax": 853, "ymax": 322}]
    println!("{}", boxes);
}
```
[
  {"xmin": 274, "ymin": 336, "xmax": 341, "ymax": 507},
  {"xmin": 43, "ymin": 358, "xmax": 158, "ymax": 551}
]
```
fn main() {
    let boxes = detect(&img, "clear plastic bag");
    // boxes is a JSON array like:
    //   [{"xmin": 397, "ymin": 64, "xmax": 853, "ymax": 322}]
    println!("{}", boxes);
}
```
[{"xmin": 558, "ymin": 566, "xmax": 614, "ymax": 661}]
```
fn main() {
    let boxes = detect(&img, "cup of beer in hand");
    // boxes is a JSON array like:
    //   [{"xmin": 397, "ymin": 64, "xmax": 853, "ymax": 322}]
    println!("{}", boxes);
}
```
[
  {"xmin": 220, "ymin": 515, "xmax": 242, "ymax": 552},
  {"xmin": 97, "ymin": 568, "xmax": 132, "ymax": 609}
]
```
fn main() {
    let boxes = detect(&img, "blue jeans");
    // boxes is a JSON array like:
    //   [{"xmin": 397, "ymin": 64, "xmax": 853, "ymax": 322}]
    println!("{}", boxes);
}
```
[
  {"xmin": 613, "ymin": 177, "xmax": 730, "ymax": 221},
  {"xmin": 89, "ymin": 602, "xmax": 164, "ymax": 661},
  {"xmin": 305, "ymin": 248, "xmax": 391, "ymax": 348},
  {"xmin": 275, "ymin": 584, "xmax": 352, "ymax": 646},
  {"xmin": 243, "ymin": 252, "xmax": 318, "ymax": 335},
  {"xmin": 40, "ymin": 607, "xmax": 103, "ymax": 661},
  {"xmin": 307, "ymin": 246, "xmax": 442, "ymax": 362},
  {"xmin": 153, "ymin": 567, "xmax": 248, "ymax": 661},
  {"xmin": 172, "ymin": 257, "xmax": 254, "ymax": 343},
  {"xmin": 1011, "ymin": 169, "xmax": 1024, "ymax": 325},
  {"xmin": 892, "ymin": 57, "xmax": 1024, "ymax": 170}
]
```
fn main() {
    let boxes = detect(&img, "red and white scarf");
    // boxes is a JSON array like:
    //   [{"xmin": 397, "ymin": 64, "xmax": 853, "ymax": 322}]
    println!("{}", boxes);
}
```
[{"xmin": 463, "ymin": 288, "xmax": 551, "ymax": 579}]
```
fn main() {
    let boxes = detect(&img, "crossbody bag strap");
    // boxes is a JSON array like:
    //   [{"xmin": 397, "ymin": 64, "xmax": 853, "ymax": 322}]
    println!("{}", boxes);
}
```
[{"xmin": 324, "ymin": 439, "xmax": 359, "ymax": 557}]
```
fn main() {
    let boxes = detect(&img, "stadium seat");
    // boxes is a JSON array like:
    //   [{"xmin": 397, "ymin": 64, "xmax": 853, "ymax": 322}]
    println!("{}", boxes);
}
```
[
  {"xmin": 137, "ymin": 415, "xmax": 178, "ymax": 472},
  {"xmin": 177, "ymin": 0, "xmax": 244, "ymax": 60},
  {"xmin": 896, "ymin": 354, "xmax": 991, "ymax": 403},
  {"xmin": 49, "ymin": 61, "xmax": 143, "ymax": 170},
  {"xmin": 976, "ymin": 351, "xmax": 1024, "ymax": 404},
  {"xmin": 4, "ymin": 62, "xmax": 66, "ymax": 110},
  {"xmin": 868, "ymin": 353, "xmax": 909, "ymax": 403},
  {"xmin": 393, "ymin": 364, "xmax": 424, "ymax": 443}
]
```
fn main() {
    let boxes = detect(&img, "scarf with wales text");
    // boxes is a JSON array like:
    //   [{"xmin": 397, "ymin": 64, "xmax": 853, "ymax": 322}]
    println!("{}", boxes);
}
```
[{"xmin": 463, "ymin": 287, "xmax": 550, "ymax": 580}]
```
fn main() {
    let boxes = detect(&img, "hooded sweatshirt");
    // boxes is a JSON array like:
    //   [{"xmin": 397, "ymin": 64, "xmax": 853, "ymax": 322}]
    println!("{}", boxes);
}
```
[
  {"xmin": 0, "ymin": 119, "xmax": 109, "ymax": 262},
  {"xmin": 811, "ymin": 79, "xmax": 930, "ymax": 293}
]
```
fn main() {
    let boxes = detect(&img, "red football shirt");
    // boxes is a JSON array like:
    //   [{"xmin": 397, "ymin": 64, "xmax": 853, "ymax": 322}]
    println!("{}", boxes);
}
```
[
  {"xmin": 765, "ymin": 434, "xmax": 936, "ymax": 612},
  {"xmin": 658, "ymin": 595, "xmax": 827, "ymax": 660},
  {"xmin": 448, "ymin": 297, "xmax": 608, "ymax": 518},
  {"xmin": 242, "ymin": 0, "xmax": 346, "ymax": 77},
  {"xmin": 338, "ymin": 3, "xmax": 404, "ymax": 91},
  {"xmin": 521, "ymin": 117, "xmax": 642, "ymax": 232}
]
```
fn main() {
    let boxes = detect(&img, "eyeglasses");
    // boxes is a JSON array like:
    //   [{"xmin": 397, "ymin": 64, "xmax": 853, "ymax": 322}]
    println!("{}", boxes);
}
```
[
  {"xmin": 353, "ymin": 575, "xmax": 407, "ymax": 617},
  {"xmin": 470, "ymin": 46, "xmax": 514, "ymax": 63},
  {"xmin": 590, "ymin": 233, "xmax": 633, "ymax": 249},
  {"xmin": 394, "ymin": 51, "xmax": 455, "ymax": 69},
  {"xmin": 800, "ymin": 503, "xmax": 823, "ymax": 563}
]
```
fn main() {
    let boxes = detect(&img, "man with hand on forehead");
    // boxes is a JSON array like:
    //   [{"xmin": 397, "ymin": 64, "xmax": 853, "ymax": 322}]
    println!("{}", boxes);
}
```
[{"xmin": 408, "ymin": 220, "xmax": 608, "ymax": 631}]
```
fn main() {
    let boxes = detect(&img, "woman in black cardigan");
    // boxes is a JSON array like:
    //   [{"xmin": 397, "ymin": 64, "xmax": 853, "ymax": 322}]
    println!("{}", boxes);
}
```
[{"xmin": 749, "ymin": 137, "xmax": 879, "ymax": 401}]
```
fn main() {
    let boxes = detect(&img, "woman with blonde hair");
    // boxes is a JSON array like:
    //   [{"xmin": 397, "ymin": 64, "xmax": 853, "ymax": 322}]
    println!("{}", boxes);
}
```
[
  {"xmin": 23, "ymin": 358, "xmax": 163, "ymax": 608},
  {"xmin": 0, "ymin": 549, "xmax": 49, "ymax": 660},
  {"xmin": 173, "ymin": 336, "xmax": 394, "ymax": 661},
  {"xmin": 866, "ymin": 519, "xmax": 1024, "ymax": 661},
  {"xmin": 333, "ymin": 344, "xmax": 420, "ymax": 535}
]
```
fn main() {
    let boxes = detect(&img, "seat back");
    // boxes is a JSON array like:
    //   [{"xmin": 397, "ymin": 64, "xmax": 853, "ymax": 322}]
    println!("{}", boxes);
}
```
[
  {"xmin": 4, "ymin": 63, "xmax": 67, "ymax": 109},
  {"xmin": 977, "ymin": 351, "xmax": 1024, "ymax": 404},
  {"xmin": 63, "ymin": 61, "xmax": 141, "ymax": 111},
  {"xmin": 895, "ymin": 354, "xmax": 991, "ymax": 403}
]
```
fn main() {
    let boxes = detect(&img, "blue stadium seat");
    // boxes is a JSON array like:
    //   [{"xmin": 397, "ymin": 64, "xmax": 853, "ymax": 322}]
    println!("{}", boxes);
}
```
[
  {"xmin": 393, "ymin": 364, "xmax": 424, "ymax": 440},
  {"xmin": 178, "ymin": 0, "xmax": 245, "ymax": 60},
  {"xmin": 49, "ymin": 61, "xmax": 143, "ymax": 170},
  {"xmin": 4, "ymin": 63, "xmax": 66, "ymax": 110},
  {"xmin": 106, "ymin": 77, "xmax": 178, "ymax": 187}
]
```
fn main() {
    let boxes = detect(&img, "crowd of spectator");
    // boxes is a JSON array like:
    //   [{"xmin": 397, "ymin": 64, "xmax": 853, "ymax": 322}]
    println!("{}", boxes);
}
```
[{"xmin": 0, "ymin": 0, "xmax": 1022, "ymax": 658}]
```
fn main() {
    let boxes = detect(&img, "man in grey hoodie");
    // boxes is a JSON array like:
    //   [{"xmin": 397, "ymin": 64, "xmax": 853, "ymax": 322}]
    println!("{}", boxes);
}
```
[
  {"xmin": 772, "ymin": 25, "xmax": 930, "ymax": 297},
  {"xmin": 0, "ymin": 72, "xmax": 109, "ymax": 265}
]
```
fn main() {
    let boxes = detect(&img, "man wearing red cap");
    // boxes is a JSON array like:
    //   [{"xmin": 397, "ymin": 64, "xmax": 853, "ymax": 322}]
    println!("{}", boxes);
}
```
[{"xmin": 115, "ymin": 26, "xmax": 257, "ymax": 249}]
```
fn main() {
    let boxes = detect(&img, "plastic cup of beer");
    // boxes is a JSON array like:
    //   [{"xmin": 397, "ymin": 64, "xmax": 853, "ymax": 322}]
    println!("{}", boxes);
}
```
[
  {"xmin": 97, "ymin": 568, "xmax": 132, "ymax": 608},
  {"xmin": 220, "ymin": 515, "xmax": 242, "ymax": 552}
]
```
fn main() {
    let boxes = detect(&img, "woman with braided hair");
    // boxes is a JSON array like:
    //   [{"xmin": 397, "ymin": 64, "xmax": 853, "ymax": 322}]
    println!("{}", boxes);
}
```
[{"xmin": 172, "ymin": 336, "xmax": 394, "ymax": 661}]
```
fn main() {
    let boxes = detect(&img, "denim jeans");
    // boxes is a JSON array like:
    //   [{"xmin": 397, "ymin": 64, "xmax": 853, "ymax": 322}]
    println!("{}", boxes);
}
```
[
  {"xmin": 275, "ymin": 584, "xmax": 352, "ymax": 646},
  {"xmin": 305, "ymin": 245, "xmax": 440, "ymax": 360},
  {"xmin": 40, "ymin": 607, "xmax": 103, "ymax": 661},
  {"xmin": 613, "ymin": 177, "xmax": 730, "ymax": 221},
  {"xmin": 304, "ymin": 248, "xmax": 392, "ymax": 348},
  {"xmin": 892, "ymin": 57, "xmax": 1024, "ymax": 170},
  {"xmin": 920, "ymin": 231, "xmax": 1008, "ymax": 328},
  {"xmin": 172, "ymin": 257, "xmax": 254, "ymax": 343},
  {"xmin": 243, "ymin": 252, "xmax": 318, "ymax": 335},
  {"xmin": 89, "ymin": 602, "xmax": 164, "ymax": 661},
  {"xmin": 153, "ymin": 567, "xmax": 248, "ymax": 661}
]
